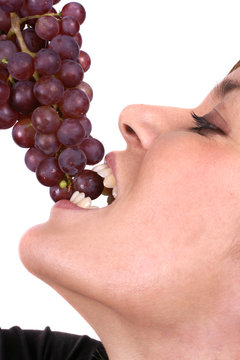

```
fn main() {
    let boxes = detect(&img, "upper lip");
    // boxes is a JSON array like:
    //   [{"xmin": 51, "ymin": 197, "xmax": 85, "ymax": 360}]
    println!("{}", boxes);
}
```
[{"xmin": 104, "ymin": 152, "xmax": 117, "ymax": 184}]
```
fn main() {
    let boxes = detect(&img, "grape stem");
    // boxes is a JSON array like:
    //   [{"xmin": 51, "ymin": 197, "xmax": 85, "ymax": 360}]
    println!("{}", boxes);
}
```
[
  {"xmin": 19, "ymin": 12, "xmax": 62, "ymax": 24},
  {"xmin": 8, "ymin": 13, "xmax": 35, "ymax": 57}
]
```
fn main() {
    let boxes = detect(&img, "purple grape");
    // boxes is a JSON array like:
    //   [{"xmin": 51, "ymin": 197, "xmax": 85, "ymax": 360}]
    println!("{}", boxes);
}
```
[
  {"xmin": 0, "ymin": 68, "xmax": 9, "ymax": 82},
  {"xmin": 76, "ymin": 81, "xmax": 93, "ymax": 102},
  {"xmin": 78, "ymin": 116, "xmax": 92, "ymax": 137},
  {"xmin": 78, "ymin": 50, "xmax": 91, "ymax": 72},
  {"xmin": 0, "ymin": 79, "xmax": 10, "ymax": 106},
  {"xmin": 36, "ymin": 157, "xmax": 64, "ymax": 187},
  {"xmin": 12, "ymin": 118, "xmax": 36, "ymax": 148},
  {"xmin": 32, "ymin": 106, "xmax": 61, "ymax": 134},
  {"xmin": 10, "ymin": 80, "xmax": 39, "ymax": 114},
  {"xmin": 0, "ymin": 102, "xmax": 19, "ymax": 129},
  {"xmin": 23, "ymin": 0, "xmax": 53, "ymax": 16},
  {"xmin": 60, "ymin": 16, "xmax": 80, "ymax": 37},
  {"xmin": 53, "ymin": 0, "xmax": 61, "ymax": 4},
  {"xmin": 57, "ymin": 118, "xmax": 85, "ymax": 146},
  {"xmin": 25, "ymin": 147, "xmax": 49, "ymax": 172},
  {"xmin": 7, "ymin": 52, "xmax": 34, "ymax": 81},
  {"xmin": 73, "ymin": 33, "xmax": 82, "ymax": 47},
  {"xmin": 60, "ymin": 88, "xmax": 89, "ymax": 118},
  {"xmin": 49, "ymin": 35, "xmax": 79, "ymax": 61},
  {"xmin": 34, "ymin": 48, "xmax": 61, "ymax": 76},
  {"xmin": 35, "ymin": 15, "xmax": 60, "ymax": 41},
  {"xmin": 62, "ymin": 2, "xmax": 86, "ymax": 25},
  {"xmin": 35, "ymin": 132, "xmax": 60, "ymax": 156},
  {"xmin": 33, "ymin": 76, "xmax": 64, "ymax": 105},
  {"xmin": 50, "ymin": 184, "xmax": 74, "ymax": 202},
  {"xmin": 73, "ymin": 170, "xmax": 104, "ymax": 200},
  {"xmin": 0, "ymin": 40, "xmax": 17, "ymax": 66},
  {"xmin": 0, "ymin": 0, "xmax": 24, "ymax": 13},
  {"xmin": 22, "ymin": 28, "xmax": 47, "ymax": 53},
  {"xmin": 0, "ymin": 8, "xmax": 11, "ymax": 34},
  {"xmin": 78, "ymin": 137, "xmax": 105, "ymax": 165},
  {"xmin": 58, "ymin": 148, "xmax": 86, "ymax": 176},
  {"xmin": 57, "ymin": 59, "xmax": 84, "ymax": 88}
]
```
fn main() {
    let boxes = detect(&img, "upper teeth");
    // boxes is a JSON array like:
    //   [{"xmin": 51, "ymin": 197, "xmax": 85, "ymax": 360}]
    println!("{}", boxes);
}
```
[{"xmin": 70, "ymin": 163, "xmax": 118, "ymax": 209}]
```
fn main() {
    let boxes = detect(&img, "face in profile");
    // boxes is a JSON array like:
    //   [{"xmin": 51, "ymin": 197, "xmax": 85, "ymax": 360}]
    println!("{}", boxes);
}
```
[{"xmin": 19, "ymin": 66, "xmax": 240, "ymax": 332}]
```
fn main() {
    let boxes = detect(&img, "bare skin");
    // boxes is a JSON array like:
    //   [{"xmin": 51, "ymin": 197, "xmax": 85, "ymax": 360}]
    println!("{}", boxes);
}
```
[{"xmin": 19, "ymin": 67, "xmax": 240, "ymax": 360}]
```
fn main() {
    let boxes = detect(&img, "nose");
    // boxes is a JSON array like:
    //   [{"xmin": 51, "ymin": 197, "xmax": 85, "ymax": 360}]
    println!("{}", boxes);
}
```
[{"xmin": 118, "ymin": 104, "xmax": 191, "ymax": 150}]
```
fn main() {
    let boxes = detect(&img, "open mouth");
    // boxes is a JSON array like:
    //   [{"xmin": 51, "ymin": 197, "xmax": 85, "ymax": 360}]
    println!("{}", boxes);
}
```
[{"xmin": 69, "ymin": 162, "xmax": 118, "ymax": 209}]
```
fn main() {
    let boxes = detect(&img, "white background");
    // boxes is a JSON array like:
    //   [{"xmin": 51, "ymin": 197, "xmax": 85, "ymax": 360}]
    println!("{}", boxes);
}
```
[{"xmin": 0, "ymin": 0, "xmax": 239, "ymax": 340}]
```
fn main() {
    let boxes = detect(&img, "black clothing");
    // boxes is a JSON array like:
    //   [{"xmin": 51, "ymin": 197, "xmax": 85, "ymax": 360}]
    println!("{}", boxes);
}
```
[{"xmin": 0, "ymin": 327, "xmax": 108, "ymax": 360}]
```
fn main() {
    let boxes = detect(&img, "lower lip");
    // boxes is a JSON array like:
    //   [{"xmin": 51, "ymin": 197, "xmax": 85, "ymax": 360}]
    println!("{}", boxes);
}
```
[{"xmin": 53, "ymin": 200, "xmax": 90, "ymax": 211}]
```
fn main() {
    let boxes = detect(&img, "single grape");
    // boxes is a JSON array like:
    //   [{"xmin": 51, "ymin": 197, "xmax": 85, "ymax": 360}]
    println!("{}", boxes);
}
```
[
  {"xmin": 35, "ymin": 15, "xmax": 60, "ymax": 41},
  {"xmin": 78, "ymin": 116, "xmax": 92, "ymax": 137},
  {"xmin": 7, "ymin": 52, "xmax": 34, "ymax": 81},
  {"xmin": 34, "ymin": 48, "xmax": 61, "ymax": 76},
  {"xmin": 23, "ymin": 0, "xmax": 53, "ymax": 16},
  {"xmin": 72, "ymin": 170, "xmax": 104, "ymax": 200},
  {"xmin": 76, "ymin": 81, "xmax": 93, "ymax": 102},
  {"xmin": 25, "ymin": 147, "xmax": 49, "ymax": 172},
  {"xmin": 0, "ymin": 68, "xmax": 9, "ymax": 82},
  {"xmin": 0, "ymin": 0, "xmax": 24, "ymax": 13},
  {"xmin": 78, "ymin": 50, "xmax": 91, "ymax": 72},
  {"xmin": 60, "ymin": 16, "xmax": 80, "ymax": 37},
  {"xmin": 78, "ymin": 137, "xmax": 105, "ymax": 165},
  {"xmin": 57, "ymin": 59, "xmax": 84, "ymax": 88},
  {"xmin": 12, "ymin": 117, "xmax": 36, "ymax": 148},
  {"xmin": 58, "ymin": 148, "xmax": 87, "ymax": 176},
  {"xmin": 0, "ymin": 79, "xmax": 10, "ymax": 106},
  {"xmin": 36, "ymin": 157, "xmax": 64, "ymax": 187},
  {"xmin": 0, "ymin": 102, "xmax": 19, "ymax": 129},
  {"xmin": 73, "ymin": 33, "xmax": 82, "ymax": 48},
  {"xmin": 33, "ymin": 76, "xmax": 64, "ymax": 105},
  {"xmin": 22, "ymin": 28, "xmax": 47, "ymax": 53},
  {"xmin": 35, "ymin": 132, "xmax": 60, "ymax": 156},
  {"xmin": 57, "ymin": 118, "xmax": 85, "ymax": 146},
  {"xmin": 0, "ymin": 8, "xmax": 11, "ymax": 34},
  {"xmin": 10, "ymin": 80, "xmax": 39, "ymax": 114},
  {"xmin": 32, "ymin": 106, "xmax": 61, "ymax": 134},
  {"xmin": 0, "ymin": 40, "xmax": 17, "ymax": 66},
  {"xmin": 53, "ymin": 0, "xmax": 61, "ymax": 4},
  {"xmin": 62, "ymin": 2, "xmax": 86, "ymax": 25},
  {"xmin": 49, "ymin": 34, "xmax": 79, "ymax": 61},
  {"xmin": 60, "ymin": 88, "xmax": 89, "ymax": 118},
  {"xmin": 50, "ymin": 184, "xmax": 74, "ymax": 202}
]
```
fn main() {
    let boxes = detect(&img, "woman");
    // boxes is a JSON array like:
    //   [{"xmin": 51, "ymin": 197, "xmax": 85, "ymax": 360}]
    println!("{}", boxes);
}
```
[{"xmin": 2, "ymin": 59, "xmax": 236, "ymax": 359}]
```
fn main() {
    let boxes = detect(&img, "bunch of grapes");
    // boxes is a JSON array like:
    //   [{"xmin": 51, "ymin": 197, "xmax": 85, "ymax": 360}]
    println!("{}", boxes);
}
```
[{"xmin": 0, "ymin": 0, "xmax": 106, "ymax": 203}]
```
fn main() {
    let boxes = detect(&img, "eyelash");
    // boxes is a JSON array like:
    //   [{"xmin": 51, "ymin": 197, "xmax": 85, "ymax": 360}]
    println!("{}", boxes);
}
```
[{"xmin": 190, "ymin": 112, "xmax": 224, "ymax": 136}]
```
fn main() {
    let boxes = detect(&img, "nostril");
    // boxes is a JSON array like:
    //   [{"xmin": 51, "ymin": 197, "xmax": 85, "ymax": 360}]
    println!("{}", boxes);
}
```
[{"xmin": 124, "ymin": 124, "xmax": 137, "ymax": 136}]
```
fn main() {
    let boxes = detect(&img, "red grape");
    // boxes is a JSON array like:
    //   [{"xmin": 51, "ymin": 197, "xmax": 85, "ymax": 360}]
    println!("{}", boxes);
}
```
[
  {"xmin": 60, "ymin": 16, "xmax": 80, "ymax": 37},
  {"xmin": 50, "ymin": 184, "xmax": 74, "ymax": 202},
  {"xmin": 22, "ymin": 28, "xmax": 47, "ymax": 53},
  {"xmin": 32, "ymin": 106, "xmax": 61, "ymax": 134},
  {"xmin": 8, "ymin": 52, "xmax": 34, "ymax": 81},
  {"xmin": 12, "ymin": 118, "xmax": 36, "ymax": 148},
  {"xmin": 62, "ymin": 2, "xmax": 86, "ymax": 25},
  {"xmin": 0, "ymin": 0, "xmax": 24, "ymax": 13},
  {"xmin": 60, "ymin": 88, "xmax": 89, "ymax": 118},
  {"xmin": 23, "ymin": 0, "xmax": 53, "ymax": 16},
  {"xmin": 0, "ymin": 79, "xmax": 10, "ymax": 106},
  {"xmin": 33, "ymin": 76, "xmax": 64, "ymax": 105},
  {"xmin": 78, "ymin": 137, "xmax": 105, "ymax": 165},
  {"xmin": 78, "ymin": 116, "xmax": 92, "ymax": 137},
  {"xmin": 36, "ymin": 157, "xmax": 64, "ymax": 187},
  {"xmin": 10, "ymin": 81, "xmax": 39, "ymax": 114},
  {"xmin": 76, "ymin": 81, "xmax": 93, "ymax": 102},
  {"xmin": 57, "ymin": 118, "xmax": 85, "ymax": 146},
  {"xmin": 78, "ymin": 50, "xmax": 91, "ymax": 72},
  {"xmin": 35, "ymin": 132, "xmax": 60, "ymax": 156},
  {"xmin": 34, "ymin": 49, "xmax": 61, "ymax": 76},
  {"xmin": 49, "ymin": 34, "xmax": 79, "ymax": 61},
  {"xmin": 72, "ymin": 170, "xmax": 104, "ymax": 200},
  {"xmin": 0, "ymin": 102, "xmax": 19, "ymax": 129},
  {"xmin": 58, "ymin": 147, "xmax": 86, "ymax": 176},
  {"xmin": 0, "ymin": 8, "xmax": 11, "ymax": 34},
  {"xmin": 35, "ymin": 16, "xmax": 60, "ymax": 41},
  {"xmin": 73, "ymin": 33, "xmax": 82, "ymax": 47},
  {"xmin": 57, "ymin": 59, "xmax": 84, "ymax": 88},
  {"xmin": 0, "ymin": 40, "xmax": 17, "ymax": 66},
  {"xmin": 25, "ymin": 147, "xmax": 49, "ymax": 172}
]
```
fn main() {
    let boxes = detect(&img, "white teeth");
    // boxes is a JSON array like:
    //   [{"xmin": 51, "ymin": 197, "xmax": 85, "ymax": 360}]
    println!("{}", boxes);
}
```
[
  {"xmin": 70, "ymin": 191, "xmax": 85, "ymax": 204},
  {"xmin": 112, "ymin": 185, "xmax": 118, "ymax": 199},
  {"xmin": 104, "ymin": 173, "xmax": 116, "ymax": 188},
  {"xmin": 97, "ymin": 167, "xmax": 113, "ymax": 177},
  {"xmin": 92, "ymin": 163, "xmax": 108, "ymax": 172},
  {"xmin": 77, "ymin": 197, "xmax": 92, "ymax": 208}
]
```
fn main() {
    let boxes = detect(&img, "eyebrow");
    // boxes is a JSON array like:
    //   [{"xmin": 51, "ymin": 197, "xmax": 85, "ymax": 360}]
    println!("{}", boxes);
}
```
[{"xmin": 213, "ymin": 78, "xmax": 240, "ymax": 100}]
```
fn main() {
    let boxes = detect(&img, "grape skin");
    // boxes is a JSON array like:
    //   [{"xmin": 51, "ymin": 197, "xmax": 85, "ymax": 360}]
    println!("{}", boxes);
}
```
[
  {"xmin": 36, "ymin": 157, "xmax": 64, "ymax": 187},
  {"xmin": 10, "ymin": 80, "xmax": 39, "ymax": 114},
  {"xmin": 32, "ymin": 106, "xmax": 61, "ymax": 134},
  {"xmin": 58, "ymin": 148, "xmax": 87, "ymax": 176},
  {"xmin": 62, "ymin": 2, "xmax": 86, "ymax": 25},
  {"xmin": 0, "ymin": 102, "xmax": 19, "ymax": 129},
  {"xmin": 73, "ymin": 170, "xmax": 104, "ymax": 200},
  {"xmin": 25, "ymin": 147, "xmax": 49, "ymax": 172},
  {"xmin": 57, "ymin": 118, "xmax": 85, "ymax": 146},
  {"xmin": 60, "ymin": 88, "xmax": 90, "ymax": 118},
  {"xmin": 57, "ymin": 59, "xmax": 84, "ymax": 88},
  {"xmin": 0, "ymin": 80, "xmax": 10, "ymax": 106},
  {"xmin": 34, "ymin": 48, "xmax": 61, "ymax": 76},
  {"xmin": 35, "ymin": 132, "xmax": 61, "ymax": 156},
  {"xmin": 35, "ymin": 16, "xmax": 60, "ymax": 41},
  {"xmin": 0, "ymin": 0, "xmax": 24, "ymax": 13},
  {"xmin": 12, "ymin": 118, "xmax": 36, "ymax": 148},
  {"xmin": 7, "ymin": 52, "xmax": 34, "ymax": 81},
  {"xmin": 78, "ymin": 50, "xmax": 91, "ymax": 72},
  {"xmin": 22, "ymin": 28, "xmax": 47, "ymax": 53},
  {"xmin": 23, "ymin": 0, "xmax": 53, "ymax": 16},
  {"xmin": 60, "ymin": 16, "xmax": 80, "ymax": 37},
  {"xmin": 33, "ymin": 76, "xmax": 64, "ymax": 105},
  {"xmin": 50, "ymin": 184, "xmax": 74, "ymax": 202},
  {"xmin": 78, "ymin": 137, "xmax": 105, "ymax": 165},
  {"xmin": 0, "ymin": 40, "xmax": 17, "ymax": 65},
  {"xmin": 0, "ymin": 8, "xmax": 11, "ymax": 34},
  {"xmin": 49, "ymin": 34, "xmax": 79, "ymax": 61}
]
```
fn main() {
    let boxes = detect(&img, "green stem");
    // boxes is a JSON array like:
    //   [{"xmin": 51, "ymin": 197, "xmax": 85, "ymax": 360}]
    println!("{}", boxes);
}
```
[
  {"xmin": 19, "ymin": 12, "xmax": 62, "ymax": 24},
  {"xmin": 9, "ymin": 13, "xmax": 35, "ymax": 57}
]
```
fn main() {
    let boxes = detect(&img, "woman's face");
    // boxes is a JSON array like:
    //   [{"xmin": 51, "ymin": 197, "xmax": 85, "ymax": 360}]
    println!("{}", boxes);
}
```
[{"xmin": 20, "ymin": 67, "xmax": 240, "ymax": 330}]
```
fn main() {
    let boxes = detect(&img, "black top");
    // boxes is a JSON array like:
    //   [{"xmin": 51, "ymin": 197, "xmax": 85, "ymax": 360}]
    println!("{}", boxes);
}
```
[{"xmin": 0, "ymin": 327, "xmax": 108, "ymax": 360}]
